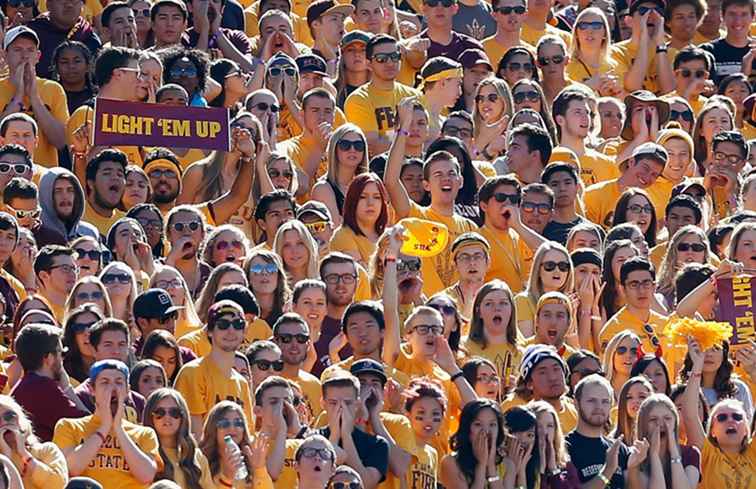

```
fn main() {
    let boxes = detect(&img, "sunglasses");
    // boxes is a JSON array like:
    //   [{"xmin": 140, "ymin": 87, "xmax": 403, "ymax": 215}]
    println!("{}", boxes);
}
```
[
  {"xmin": 373, "ymin": 52, "xmax": 401, "ymax": 63},
  {"xmin": 331, "ymin": 483, "xmax": 361, "ymax": 489},
  {"xmin": 70, "ymin": 322, "xmax": 94, "ymax": 333},
  {"xmin": 637, "ymin": 5, "xmax": 663, "ymax": 15},
  {"xmin": 715, "ymin": 412, "xmax": 744, "ymax": 423},
  {"xmin": 677, "ymin": 242, "xmax": 705, "ymax": 252},
  {"xmin": 216, "ymin": 418, "xmax": 246, "ymax": 429},
  {"xmin": 428, "ymin": 303, "xmax": 456, "ymax": 316},
  {"xmin": 538, "ymin": 55, "xmax": 565, "ymax": 66},
  {"xmin": 8, "ymin": 0, "xmax": 35, "ymax": 7},
  {"xmin": 628, "ymin": 204, "xmax": 653, "ymax": 214},
  {"xmin": 678, "ymin": 69, "xmax": 706, "ymax": 79},
  {"xmin": 506, "ymin": 62, "xmax": 533, "ymax": 72},
  {"xmin": 522, "ymin": 202, "xmax": 552, "ymax": 214},
  {"xmin": 215, "ymin": 318, "xmax": 246, "ymax": 331},
  {"xmin": 424, "ymin": 0, "xmax": 455, "ymax": 6},
  {"xmin": 268, "ymin": 168, "xmax": 294, "ymax": 179},
  {"xmin": 269, "ymin": 66, "xmax": 297, "ymax": 77},
  {"xmin": 670, "ymin": 109, "xmax": 694, "ymax": 122},
  {"xmin": 253, "ymin": 102, "xmax": 280, "ymax": 113},
  {"xmin": 250, "ymin": 263, "xmax": 278, "ymax": 275},
  {"xmin": 301, "ymin": 447, "xmax": 335, "ymax": 461},
  {"xmin": 136, "ymin": 217, "xmax": 162, "ymax": 230},
  {"xmin": 149, "ymin": 169, "xmax": 177, "ymax": 180},
  {"xmin": 337, "ymin": 140, "xmax": 366, "ymax": 152},
  {"xmin": 576, "ymin": 20, "xmax": 604, "ymax": 30},
  {"xmin": 0, "ymin": 163, "xmax": 28, "ymax": 175},
  {"xmin": 616, "ymin": 345, "xmax": 639, "ymax": 355},
  {"xmin": 396, "ymin": 259, "xmax": 421, "ymax": 272},
  {"xmin": 169, "ymin": 65, "xmax": 198, "ymax": 78},
  {"xmin": 75, "ymin": 249, "xmax": 102, "ymax": 261},
  {"xmin": 102, "ymin": 273, "xmax": 131, "ymax": 285},
  {"xmin": 513, "ymin": 91, "xmax": 539, "ymax": 104},
  {"xmin": 304, "ymin": 221, "xmax": 328, "ymax": 233},
  {"xmin": 275, "ymin": 333, "xmax": 310, "ymax": 344},
  {"xmin": 171, "ymin": 221, "xmax": 201, "ymax": 232},
  {"xmin": 0, "ymin": 411, "xmax": 17, "ymax": 423},
  {"xmin": 253, "ymin": 359, "xmax": 284, "ymax": 371},
  {"xmin": 643, "ymin": 323, "xmax": 661, "ymax": 348},
  {"xmin": 132, "ymin": 7, "xmax": 150, "ymax": 16},
  {"xmin": 75, "ymin": 291, "xmax": 104, "ymax": 301},
  {"xmin": 153, "ymin": 407, "xmax": 182, "ymax": 419},
  {"xmin": 475, "ymin": 93, "xmax": 499, "ymax": 103},
  {"xmin": 493, "ymin": 192, "xmax": 520, "ymax": 205},
  {"xmin": 9, "ymin": 207, "xmax": 40, "ymax": 219},
  {"xmin": 216, "ymin": 240, "xmax": 243, "ymax": 251},
  {"xmin": 542, "ymin": 260, "xmax": 570, "ymax": 272},
  {"xmin": 495, "ymin": 5, "xmax": 525, "ymax": 14}
]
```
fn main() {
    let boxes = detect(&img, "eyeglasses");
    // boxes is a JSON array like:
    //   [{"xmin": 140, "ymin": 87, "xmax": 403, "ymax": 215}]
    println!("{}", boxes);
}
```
[
  {"xmin": 300, "ymin": 447, "xmax": 335, "ymax": 461},
  {"xmin": 215, "ymin": 318, "xmax": 246, "ymax": 331},
  {"xmin": 171, "ymin": 221, "xmax": 201, "ymax": 232},
  {"xmin": 494, "ymin": 5, "xmax": 525, "ymax": 14},
  {"xmin": 132, "ymin": 7, "xmax": 150, "ymax": 16},
  {"xmin": 74, "ymin": 249, "xmax": 102, "ymax": 261},
  {"xmin": 253, "ymin": 102, "xmax": 280, "ymax": 113},
  {"xmin": 268, "ymin": 168, "xmax": 293, "ymax": 179},
  {"xmin": 253, "ymin": 359, "xmax": 284, "ymax": 371},
  {"xmin": 8, "ymin": 0, "xmax": 35, "ymax": 7},
  {"xmin": 250, "ymin": 263, "xmax": 278, "ymax": 275},
  {"xmin": 275, "ymin": 333, "xmax": 310, "ymax": 344},
  {"xmin": 75, "ymin": 291, "xmax": 104, "ymax": 301},
  {"xmin": 331, "ymin": 483, "xmax": 361, "ymax": 489},
  {"xmin": 521, "ymin": 202, "xmax": 552, "ymax": 214},
  {"xmin": 616, "ymin": 345, "xmax": 639, "ymax": 355},
  {"xmin": 424, "ymin": 0, "xmax": 455, "ymax": 6},
  {"xmin": 715, "ymin": 412, "xmax": 744, "ymax": 423},
  {"xmin": 637, "ymin": 5, "xmax": 663, "ymax": 15},
  {"xmin": 576, "ymin": 20, "xmax": 604, "ymax": 30},
  {"xmin": 542, "ymin": 260, "xmax": 570, "ymax": 272},
  {"xmin": 410, "ymin": 324, "xmax": 444, "ymax": 336},
  {"xmin": 443, "ymin": 126, "xmax": 473, "ymax": 138},
  {"xmin": 372, "ymin": 52, "xmax": 401, "ymax": 63},
  {"xmin": 152, "ymin": 407, "xmax": 182, "ymax": 419},
  {"xmin": 428, "ymin": 303, "xmax": 456, "ymax": 316},
  {"xmin": 506, "ymin": 62, "xmax": 533, "ymax": 72},
  {"xmin": 0, "ymin": 163, "xmax": 29, "ymax": 175},
  {"xmin": 475, "ymin": 93, "xmax": 499, "ymax": 104},
  {"xmin": 678, "ymin": 69, "xmax": 706, "ymax": 79},
  {"xmin": 625, "ymin": 279, "xmax": 654, "ymax": 290},
  {"xmin": 102, "ymin": 273, "xmax": 131, "ymax": 285},
  {"xmin": 628, "ymin": 203, "xmax": 653, "ymax": 214},
  {"xmin": 713, "ymin": 151, "xmax": 743, "ymax": 165},
  {"xmin": 476, "ymin": 374, "xmax": 498, "ymax": 383},
  {"xmin": 323, "ymin": 273, "xmax": 357, "ymax": 284},
  {"xmin": 155, "ymin": 279, "xmax": 182, "ymax": 289},
  {"xmin": 337, "ymin": 140, "xmax": 366, "ymax": 152},
  {"xmin": 7, "ymin": 206, "xmax": 40, "ymax": 220},
  {"xmin": 677, "ymin": 242, "xmax": 705, "ymax": 252},
  {"xmin": 396, "ymin": 258, "xmax": 421, "ymax": 272},
  {"xmin": 216, "ymin": 418, "xmax": 246, "ymax": 429},
  {"xmin": 304, "ymin": 221, "xmax": 329, "ymax": 233},
  {"xmin": 493, "ymin": 192, "xmax": 520, "ymax": 205},
  {"xmin": 148, "ymin": 169, "xmax": 178, "ymax": 180},
  {"xmin": 169, "ymin": 65, "xmax": 198, "ymax": 78},
  {"xmin": 537, "ymin": 55, "xmax": 565, "ymax": 66},
  {"xmin": 216, "ymin": 240, "xmax": 243, "ymax": 251},
  {"xmin": 457, "ymin": 251, "xmax": 487, "ymax": 264},
  {"xmin": 0, "ymin": 411, "xmax": 17, "ymax": 424},
  {"xmin": 268, "ymin": 66, "xmax": 297, "ymax": 77},
  {"xmin": 670, "ymin": 109, "xmax": 694, "ymax": 122},
  {"xmin": 50, "ymin": 264, "xmax": 78, "ymax": 274},
  {"xmin": 513, "ymin": 91, "xmax": 539, "ymax": 104}
]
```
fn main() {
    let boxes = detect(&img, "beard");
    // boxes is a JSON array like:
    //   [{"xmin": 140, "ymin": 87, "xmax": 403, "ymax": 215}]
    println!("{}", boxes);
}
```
[
  {"xmin": 578, "ymin": 408, "xmax": 608, "ymax": 428},
  {"xmin": 153, "ymin": 188, "xmax": 179, "ymax": 204}
]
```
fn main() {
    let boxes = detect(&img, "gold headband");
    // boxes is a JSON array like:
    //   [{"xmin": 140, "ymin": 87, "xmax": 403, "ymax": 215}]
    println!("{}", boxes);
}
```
[
  {"xmin": 423, "ymin": 67, "xmax": 464, "ymax": 83},
  {"xmin": 144, "ymin": 158, "xmax": 179, "ymax": 174}
]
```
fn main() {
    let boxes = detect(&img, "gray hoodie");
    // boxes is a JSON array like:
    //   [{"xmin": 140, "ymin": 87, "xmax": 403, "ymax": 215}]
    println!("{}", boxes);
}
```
[{"xmin": 39, "ymin": 168, "xmax": 99, "ymax": 244}]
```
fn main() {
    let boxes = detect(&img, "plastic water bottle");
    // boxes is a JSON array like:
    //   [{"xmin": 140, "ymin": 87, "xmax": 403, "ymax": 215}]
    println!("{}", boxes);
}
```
[{"xmin": 224, "ymin": 435, "xmax": 249, "ymax": 481}]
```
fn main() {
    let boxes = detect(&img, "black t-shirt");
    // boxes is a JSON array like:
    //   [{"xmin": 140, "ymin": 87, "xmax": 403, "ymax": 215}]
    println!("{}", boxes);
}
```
[
  {"xmin": 544, "ymin": 217, "xmax": 587, "ymax": 245},
  {"xmin": 565, "ymin": 431, "xmax": 630, "ymax": 489},
  {"xmin": 319, "ymin": 427, "xmax": 390, "ymax": 482},
  {"xmin": 700, "ymin": 38, "xmax": 756, "ymax": 85}
]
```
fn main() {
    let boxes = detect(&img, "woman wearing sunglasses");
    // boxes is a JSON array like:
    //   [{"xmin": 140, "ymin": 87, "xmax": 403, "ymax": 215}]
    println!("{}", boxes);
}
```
[
  {"xmin": 329, "ymin": 465, "xmax": 364, "ymax": 489},
  {"xmin": 201, "ymin": 225, "xmax": 250, "ymax": 269},
  {"xmin": 510, "ymin": 80, "xmax": 558, "ymax": 143},
  {"xmin": 128, "ymin": 0, "xmax": 154, "ymax": 47},
  {"xmin": 63, "ymin": 276, "xmax": 113, "ymax": 319},
  {"xmin": 99, "ymin": 261, "xmax": 138, "ymax": 328},
  {"xmin": 62, "ymin": 304, "xmax": 103, "ymax": 383},
  {"xmin": 251, "ymin": 152, "xmax": 299, "ymax": 203},
  {"xmin": 209, "ymin": 59, "xmax": 254, "ymax": 112},
  {"xmin": 0, "ymin": 396, "xmax": 66, "ymax": 489},
  {"xmin": 601, "ymin": 331, "xmax": 642, "ymax": 398},
  {"xmin": 472, "ymin": 78, "xmax": 513, "ymax": 163},
  {"xmin": 565, "ymin": 8, "xmax": 621, "ymax": 97},
  {"xmin": 681, "ymin": 338, "xmax": 754, "ymax": 489},
  {"xmin": 200, "ymin": 401, "xmax": 272, "ymax": 489},
  {"xmin": 144, "ymin": 388, "xmax": 215, "ymax": 489},
  {"xmin": 68, "ymin": 236, "xmax": 103, "ymax": 278},
  {"xmin": 536, "ymin": 36, "xmax": 571, "ymax": 105},
  {"xmin": 244, "ymin": 250, "xmax": 290, "ymax": 327},
  {"xmin": 497, "ymin": 47, "xmax": 538, "ymax": 87},
  {"xmin": 515, "ymin": 241, "xmax": 574, "ymax": 337},
  {"xmin": 656, "ymin": 226, "xmax": 714, "ymax": 308},
  {"xmin": 150, "ymin": 264, "xmax": 203, "ymax": 339},
  {"xmin": 311, "ymin": 124, "xmax": 369, "ymax": 228},
  {"xmin": 130, "ymin": 359, "xmax": 168, "ymax": 399},
  {"xmin": 142, "ymin": 329, "xmax": 185, "ymax": 385},
  {"xmin": 426, "ymin": 293, "xmax": 462, "ymax": 355}
]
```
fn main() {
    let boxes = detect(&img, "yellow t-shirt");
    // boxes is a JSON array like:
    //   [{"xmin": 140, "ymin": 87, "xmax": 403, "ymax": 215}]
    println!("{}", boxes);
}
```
[
  {"xmin": 282, "ymin": 369, "xmax": 323, "ymax": 419},
  {"xmin": 598, "ymin": 306, "xmax": 669, "ymax": 353},
  {"xmin": 320, "ymin": 356, "xmax": 411, "ymax": 387},
  {"xmin": 329, "ymin": 225, "xmax": 376, "ymax": 268},
  {"xmin": 500, "ymin": 394, "xmax": 578, "ymax": 433},
  {"xmin": 479, "ymin": 225, "xmax": 529, "ymax": 293},
  {"xmin": 162, "ymin": 446, "xmax": 215, "ymax": 489},
  {"xmin": 0, "ymin": 77, "xmax": 68, "ymax": 167},
  {"xmin": 514, "ymin": 292, "xmax": 536, "ymax": 325},
  {"xmin": 277, "ymin": 134, "xmax": 329, "ymax": 186},
  {"xmin": 583, "ymin": 179, "xmax": 623, "ymax": 228},
  {"xmin": 701, "ymin": 437, "xmax": 756, "ymax": 489},
  {"xmin": 460, "ymin": 337, "xmax": 522, "ymax": 386},
  {"xmin": 22, "ymin": 442, "xmax": 68, "ymax": 489},
  {"xmin": 177, "ymin": 319, "xmax": 272, "ymax": 357},
  {"xmin": 610, "ymin": 40, "xmax": 671, "ymax": 94},
  {"xmin": 649, "ymin": 241, "xmax": 667, "ymax": 271},
  {"xmin": 564, "ymin": 57, "xmax": 623, "ymax": 92},
  {"xmin": 273, "ymin": 439, "xmax": 303, "ymax": 489},
  {"xmin": 53, "ymin": 415, "xmax": 162, "ymax": 489},
  {"xmin": 520, "ymin": 23, "xmax": 571, "ymax": 48},
  {"xmin": 174, "ymin": 314, "xmax": 203, "ymax": 341},
  {"xmin": 376, "ymin": 413, "xmax": 419, "ymax": 489},
  {"xmin": 481, "ymin": 36, "xmax": 534, "ymax": 68},
  {"xmin": 82, "ymin": 205, "xmax": 126, "ymax": 238},
  {"xmin": 407, "ymin": 443, "xmax": 438, "ymax": 489},
  {"xmin": 174, "ymin": 355, "xmax": 255, "ymax": 430},
  {"xmin": 577, "ymin": 148, "xmax": 620, "ymax": 187},
  {"xmin": 67, "ymin": 104, "xmax": 144, "ymax": 166},
  {"xmin": 344, "ymin": 81, "xmax": 422, "ymax": 142},
  {"xmin": 407, "ymin": 202, "xmax": 478, "ymax": 296}
]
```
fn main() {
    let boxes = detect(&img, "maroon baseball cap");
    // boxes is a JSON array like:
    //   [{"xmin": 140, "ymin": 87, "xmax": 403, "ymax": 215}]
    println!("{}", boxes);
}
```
[{"xmin": 459, "ymin": 49, "xmax": 493, "ymax": 70}]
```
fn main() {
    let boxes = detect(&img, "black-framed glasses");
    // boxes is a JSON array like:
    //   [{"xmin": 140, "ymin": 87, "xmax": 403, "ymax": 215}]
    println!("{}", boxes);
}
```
[
  {"xmin": 626, "ymin": 279, "xmax": 654, "ymax": 290},
  {"xmin": 148, "ymin": 169, "xmax": 177, "ymax": 180},
  {"xmin": 522, "ymin": 202, "xmax": 552, "ymax": 214},
  {"xmin": 153, "ymin": 407, "xmax": 182, "ymax": 419},
  {"xmin": 74, "ymin": 249, "xmax": 102, "ymax": 261},
  {"xmin": 253, "ymin": 102, "xmax": 280, "ymax": 113},
  {"xmin": 537, "ymin": 55, "xmax": 565, "ymax": 66},
  {"xmin": 0, "ymin": 163, "xmax": 28, "ymax": 175},
  {"xmin": 410, "ymin": 324, "xmax": 443, "ymax": 336},
  {"xmin": 269, "ymin": 66, "xmax": 297, "ymax": 77},
  {"xmin": 337, "ymin": 140, "xmax": 366, "ymax": 152},
  {"xmin": 542, "ymin": 261, "xmax": 570, "ymax": 272},
  {"xmin": 628, "ymin": 203, "xmax": 653, "ymax": 214},
  {"xmin": 678, "ymin": 69, "xmax": 706, "ymax": 79},
  {"xmin": 713, "ymin": 151, "xmax": 743, "ymax": 165},
  {"xmin": 301, "ymin": 447, "xmax": 335, "ymax": 461},
  {"xmin": 424, "ymin": 0, "xmax": 455, "ymax": 6},
  {"xmin": 677, "ymin": 242, "xmax": 705, "ymax": 252},
  {"xmin": 576, "ymin": 20, "xmax": 603, "ymax": 30},
  {"xmin": 171, "ymin": 221, "xmax": 201, "ymax": 232},
  {"xmin": 372, "ymin": 52, "xmax": 401, "ymax": 63},
  {"xmin": 216, "ymin": 418, "xmax": 245, "ymax": 429},
  {"xmin": 513, "ymin": 91, "xmax": 539, "ymax": 104},
  {"xmin": 475, "ymin": 93, "xmax": 499, "ymax": 104},
  {"xmin": 276, "ymin": 333, "xmax": 310, "ymax": 344},
  {"xmin": 494, "ymin": 5, "xmax": 525, "ymax": 14},
  {"xmin": 323, "ymin": 273, "xmax": 357, "ymax": 284},
  {"xmin": 253, "ymin": 359, "xmax": 284, "ymax": 371},
  {"xmin": 715, "ymin": 412, "xmax": 744, "ymax": 422},
  {"xmin": 396, "ymin": 258, "xmax": 421, "ymax": 272},
  {"xmin": 215, "ymin": 318, "xmax": 246, "ymax": 331},
  {"xmin": 493, "ymin": 192, "xmax": 520, "ymax": 205},
  {"xmin": 102, "ymin": 273, "xmax": 131, "ymax": 285}
]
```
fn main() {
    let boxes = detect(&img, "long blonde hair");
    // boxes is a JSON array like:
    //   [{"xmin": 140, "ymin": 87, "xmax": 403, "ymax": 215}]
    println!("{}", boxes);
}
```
[
  {"xmin": 149, "ymin": 264, "xmax": 202, "ymax": 329},
  {"xmin": 99, "ymin": 261, "xmax": 138, "ymax": 326},
  {"xmin": 657, "ymin": 225, "xmax": 715, "ymax": 298},
  {"xmin": 273, "ymin": 220, "xmax": 320, "ymax": 285},
  {"xmin": 325, "ymin": 124, "xmax": 369, "ymax": 188},
  {"xmin": 64, "ymin": 276, "xmax": 114, "ymax": 319},
  {"xmin": 571, "ymin": 8, "xmax": 612, "ymax": 65},
  {"xmin": 473, "ymin": 78, "xmax": 514, "ymax": 139},
  {"xmin": 529, "ymin": 400, "xmax": 568, "ymax": 468},
  {"xmin": 601, "ymin": 331, "xmax": 641, "ymax": 388},
  {"xmin": 525, "ymin": 242, "xmax": 574, "ymax": 308},
  {"xmin": 0, "ymin": 396, "xmax": 40, "ymax": 447}
]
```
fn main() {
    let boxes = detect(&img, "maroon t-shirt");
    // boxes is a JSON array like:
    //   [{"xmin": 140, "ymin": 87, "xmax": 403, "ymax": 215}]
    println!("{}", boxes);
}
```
[{"xmin": 11, "ymin": 373, "xmax": 88, "ymax": 442}]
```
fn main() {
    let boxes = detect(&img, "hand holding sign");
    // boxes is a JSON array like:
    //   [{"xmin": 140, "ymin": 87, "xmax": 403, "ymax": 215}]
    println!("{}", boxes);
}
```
[
  {"xmin": 72, "ymin": 122, "xmax": 92, "ymax": 156},
  {"xmin": 232, "ymin": 127, "xmax": 255, "ymax": 159}
]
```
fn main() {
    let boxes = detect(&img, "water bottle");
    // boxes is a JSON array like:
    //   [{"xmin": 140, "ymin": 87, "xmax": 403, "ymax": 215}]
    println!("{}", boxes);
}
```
[{"xmin": 224, "ymin": 435, "xmax": 249, "ymax": 481}]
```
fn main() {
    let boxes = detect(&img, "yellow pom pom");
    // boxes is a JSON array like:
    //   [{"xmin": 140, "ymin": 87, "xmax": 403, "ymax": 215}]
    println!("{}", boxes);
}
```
[{"xmin": 663, "ymin": 317, "xmax": 733, "ymax": 351}]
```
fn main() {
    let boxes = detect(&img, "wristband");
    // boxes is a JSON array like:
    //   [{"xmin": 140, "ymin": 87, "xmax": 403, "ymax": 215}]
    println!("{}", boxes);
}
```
[
  {"xmin": 655, "ymin": 45, "xmax": 668, "ymax": 53},
  {"xmin": 597, "ymin": 473, "xmax": 610, "ymax": 486},
  {"xmin": 670, "ymin": 456, "xmax": 682, "ymax": 464},
  {"xmin": 450, "ymin": 370, "xmax": 465, "ymax": 382},
  {"xmin": 384, "ymin": 256, "xmax": 397, "ymax": 263},
  {"xmin": 487, "ymin": 476, "xmax": 500, "ymax": 483}
]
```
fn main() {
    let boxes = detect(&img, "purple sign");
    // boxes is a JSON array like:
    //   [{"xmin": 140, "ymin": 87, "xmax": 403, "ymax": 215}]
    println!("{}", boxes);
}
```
[{"xmin": 93, "ymin": 99, "xmax": 230, "ymax": 151}]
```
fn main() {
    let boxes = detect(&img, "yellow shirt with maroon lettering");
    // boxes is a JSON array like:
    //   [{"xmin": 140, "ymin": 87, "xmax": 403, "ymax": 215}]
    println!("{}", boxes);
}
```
[
  {"xmin": 344, "ymin": 81, "xmax": 422, "ymax": 142},
  {"xmin": 408, "ymin": 443, "xmax": 438, "ymax": 489},
  {"xmin": 273, "ymin": 439, "xmax": 303, "ymax": 489},
  {"xmin": 53, "ymin": 415, "xmax": 161, "ymax": 489},
  {"xmin": 577, "ymin": 148, "xmax": 620, "ymax": 187}
]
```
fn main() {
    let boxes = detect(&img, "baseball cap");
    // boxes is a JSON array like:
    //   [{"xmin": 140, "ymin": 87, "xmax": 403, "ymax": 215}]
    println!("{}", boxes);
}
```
[
  {"xmin": 133, "ymin": 288, "xmax": 183, "ymax": 320},
  {"xmin": 459, "ymin": 49, "xmax": 493, "ymax": 71},
  {"xmin": 296, "ymin": 53, "xmax": 328, "ymax": 76},
  {"xmin": 4, "ymin": 26, "xmax": 39, "ymax": 50},
  {"xmin": 307, "ymin": 0, "xmax": 354, "ymax": 25},
  {"xmin": 350, "ymin": 359, "xmax": 388, "ymax": 384},
  {"xmin": 341, "ymin": 30, "xmax": 372, "ymax": 48},
  {"xmin": 207, "ymin": 300, "xmax": 244, "ymax": 326},
  {"xmin": 268, "ymin": 52, "xmax": 297, "ymax": 68},
  {"xmin": 631, "ymin": 142, "xmax": 668, "ymax": 165},
  {"xmin": 89, "ymin": 359, "xmax": 129, "ymax": 384},
  {"xmin": 297, "ymin": 200, "xmax": 332, "ymax": 222}
]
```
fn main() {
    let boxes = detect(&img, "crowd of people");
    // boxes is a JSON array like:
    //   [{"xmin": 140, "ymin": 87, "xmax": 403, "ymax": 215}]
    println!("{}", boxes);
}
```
[{"xmin": 0, "ymin": 0, "xmax": 754, "ymax": 485}]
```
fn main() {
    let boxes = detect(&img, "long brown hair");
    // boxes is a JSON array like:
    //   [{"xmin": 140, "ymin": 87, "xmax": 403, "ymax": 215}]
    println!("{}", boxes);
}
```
[
  {"xmin": 342, "ymin": 173, "xmax": 389, "ymax": 238},
  {"xmin": 468, "ymin": 280, "xmax": 518, "ymax": 349},
  {"xmin": 612, "ymin": 376, "xmax": 653, "ymax": 442},
  {"xmin": 200, "ymin": 401, "xmax": 253, "ymax": 479}
]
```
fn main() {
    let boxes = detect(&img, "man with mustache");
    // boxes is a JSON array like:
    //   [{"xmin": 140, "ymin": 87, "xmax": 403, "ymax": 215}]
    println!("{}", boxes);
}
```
[
  {"xmin": 38, "ymin": 168, "xmax": 99, "ymax": 247},
  {"xmin": 143, "ymin": 150, "xmax": 183, "ymax": 214},
  {"xmin": 82, "ymin": 149, "xmax": 127, "ymax": 238}
]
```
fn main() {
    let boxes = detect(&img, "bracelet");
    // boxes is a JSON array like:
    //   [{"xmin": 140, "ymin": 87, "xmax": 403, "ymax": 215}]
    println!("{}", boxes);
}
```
[
  {"xmin": 219, "ymin": 478, "xmax": 234, "ymax": 488},
  {"xmin": 670, "ymin": 456, "xmax": 682, "ymax": 464},
  {"xmin": 384, "ymin": 256, "xmax": 397, "ymax": 263},
  {"xmin": 691, "ymin": 371, "xmax": 703, "ymax": 377},
  {"xmin": 597, "ymin": 473, "xmax": 611, "ymax": 486},
  {"xmin": 487, "ymin": 476, "xmax": 500, "ymax": 483},
  {"xmin": 591, "ymin": 315, "xmax": 602, "ymax": 321},
  {"xmin": 656, "ymin": 45, "xmax": 668, "ymax": 53},
  {"xmin": 450, "ymin": 370, "xmax": 465, "ymax": 382}
]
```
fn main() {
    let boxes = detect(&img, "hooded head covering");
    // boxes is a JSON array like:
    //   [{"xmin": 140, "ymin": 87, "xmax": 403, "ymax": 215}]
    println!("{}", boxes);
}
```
[{"xmin": 39, "ymin": 167, "xmax": 97, "ymax": 242}]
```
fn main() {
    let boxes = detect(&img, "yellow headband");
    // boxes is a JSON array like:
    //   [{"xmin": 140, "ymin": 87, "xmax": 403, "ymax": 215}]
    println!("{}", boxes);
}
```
[
  {"xmin": 423, "ymin": 67, "xmax": 463, "ymax": 83},
  {"xmin": 452, "ymin": 240, "xmax": 489, "ymax": 259}
]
